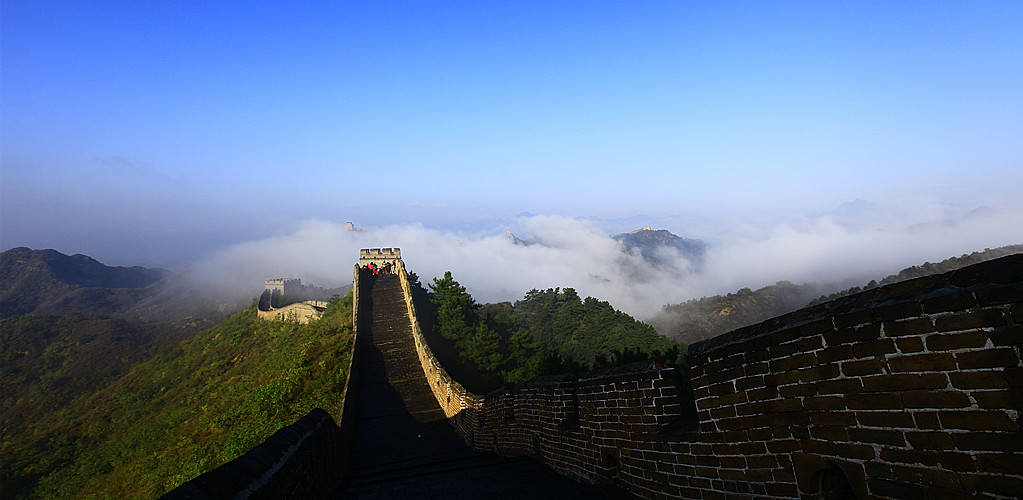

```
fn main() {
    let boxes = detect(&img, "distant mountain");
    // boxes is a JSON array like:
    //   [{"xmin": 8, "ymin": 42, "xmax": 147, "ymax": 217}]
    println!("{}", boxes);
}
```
[
  {"xmin": 653, "ymin": 244, "xmax": 1023, "ymax": 346},
  {"xmin": 0, "ymin": 247, "xmax": 170, "ymax": 318},
  {"xmin": 504, "ymin": 226, "xmax": 707, "ymax": 266},
  {"xmin": 611, "ymin": 227, "xmax": 707, "ymax": 264}
]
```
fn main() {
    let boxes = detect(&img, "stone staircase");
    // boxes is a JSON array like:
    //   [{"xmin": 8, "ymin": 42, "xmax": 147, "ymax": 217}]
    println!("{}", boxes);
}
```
[{"xmin": 337, "ymin": 273, "xmax": 615, "ymax": 499}]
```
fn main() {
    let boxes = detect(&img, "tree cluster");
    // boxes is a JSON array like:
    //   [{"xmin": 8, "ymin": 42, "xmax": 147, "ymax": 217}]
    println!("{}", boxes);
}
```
[{"xmin": 422, "ymin": 271, "xmax": 680, "ymax": 393}]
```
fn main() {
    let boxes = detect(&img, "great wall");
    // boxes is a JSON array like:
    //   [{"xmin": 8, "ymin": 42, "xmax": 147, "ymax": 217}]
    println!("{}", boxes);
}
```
[{"xmin": 164, "ymin": 250, "xmax": 1023, "ymax": 499}]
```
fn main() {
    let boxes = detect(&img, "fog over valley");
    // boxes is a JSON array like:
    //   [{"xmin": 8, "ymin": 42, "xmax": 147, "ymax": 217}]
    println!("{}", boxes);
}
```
[{"xmin": 188, "ymin": 199, "xmax": 1023, "ymax": 323}]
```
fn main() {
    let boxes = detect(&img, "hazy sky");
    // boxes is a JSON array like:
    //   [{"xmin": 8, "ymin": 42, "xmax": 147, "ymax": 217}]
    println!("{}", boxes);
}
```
[{"xmin": 2, "ymin": 1, "xmax": 1021, "ymax": 307}]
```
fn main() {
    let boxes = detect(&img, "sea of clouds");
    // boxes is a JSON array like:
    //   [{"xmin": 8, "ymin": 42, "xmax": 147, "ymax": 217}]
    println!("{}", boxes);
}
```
[{"xmin": 191, "ymin": 201, "xmax": 1023, "ymax": 323}]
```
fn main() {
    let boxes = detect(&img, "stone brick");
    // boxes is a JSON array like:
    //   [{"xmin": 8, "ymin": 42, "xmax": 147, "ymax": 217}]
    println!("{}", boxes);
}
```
[
  {"xmin": 743, "ymin": 360, "xmax": 770, "ymax": 375},
  {"xmin": 949, "ymin": 255, "xmax": 1023, "ymax": 287},
  {"xmin": 801, "ymin": 318, "xmax": 836, "ymax": 336},
  {"xmin": 816, "ymin": 378, "xmax": 862, "ymax": 395},
  {"xmin": 892, "ymin": 464, "xmax": 961, "ymax": 488},
  {"xmin": 734, "ymin": 401, "xmax": 766, "ymax": 416},
  {"xmin": 734, "ymin": 375, "xmax": 764, "ymax": 391},
  {"xmin": 795, "ymin": 335, "xmax": 824, "ymax": 351},
  {"xmin": 846, "ymin": 392, "xmax": 903, "ymax": 410},
  {"xmin": 810, "ymin": 425, "xmax": 848, "ymax": 441},
  {"xmin": 852, "ymin": 339, "xmax": 897, "ymax": 357},
  {"xmin": 764, "ymin": 482, "xmax": 798, "ymax": 497},
  {"xmin": 1007, "ymin": 367, "xmax": 1023, "ymax": 387},
  {"xmin": 769, "ymin": 352, "xmax": 817, "ymax": 372},
  {"xmin": 707, "ymin": 381, "xmax": 735, "ymax": 396},
  {"xmin": 864, "ymin": 460, "xmax": 893, "ymax": 479},
  {"xmin": 988, "ymin": 325, "xmax": 1023, "ymax": 347},
  {"xmin": 841, "ymin": 358, "xmax": 883, "ymax": 376},
  {"xmin": 976, "ymin": 453, "xmax": 1023, "ymax": 475},
  {"xmin": 767, "ymin": 342, "xmax": 799, "ymax": 358},
  {"xmin": 766, "ymin": 439, "xmax": 799, "ymax": 453},
  {"xmin": 835, "ymin": 442, "xmax": 876, "ymax": 460},
  {"xmin": 763, "ymin": 371, "xmax": 799, "ymax": 387},
  {"xmin": 710, "ymin": 406, "xmax": 736, "ymax": 419},
  {"xmin": 872, "ymin": 301, "xmax": 923, "ymax": 322},
  {"xmin": 956, "ymin": 348, "xmax": 1020, "ymax": 370},
  {"xmin": 798, "ymin": 364, "xmax": 840, "ymax": 382},
  {"xmin": 824, "ymin": 323, "xmax": 881, "ymax": 346},
  {"xmin": 972, "ymin": 389, "xmax": 1023, "ymax": 410},
  {"xmin": 948, "ymin": 372, "xmax": 1008, "ymax": 391},
  {"xmin": 802, "ymin": 396, "xmax": 846, "ymax": 411},
  {"xmin": 904, "ymin": 431, "xmax": 957, "ymax": 453},
  {"xmin": 810, "ymin": 411, "xmax": 857, "ymax": 427},
  {"xmin": 925, "ymin": 330, "xmax": 989, "ymax": 351},
  {"xmin": 935, "ymin": 308, "xmax": 1006, "ymax": 332},
  {"xmin": 883, "ymin": 317, "xmax": 934, "ymax": 337},
  {"xmin": 745, "ymin": 455, "xmax": 778, "ymax": 469},
  {"xmin": 937, "ymin": 410, "xmax": 1018, "ymax": 431},
  {"xmin": 816, "ymin": 345, "xmax": 854, "ymax": 364},
  {"xmin": 803, "ymin": 439, "xmax": 838, "ymax": 456},
  {"xmin": 951, "ymin": 432, "xmax": 1023, "ymax": 452},
  {"xmin": 765, "ymin": 398, "xmax": 802, "ymax": 413},
  {"xmin": 936, "ymin": 451, "xmax": 977, "ymax": 472},
  {"xmin": 849, "ymin": 428, "xmax": 905, "ymax": 446},
  {"xmin": 745, "ymin": 386, "xmax": 778, "ymax": 402},
  {"xmin": 963, "ymin": 474, "xmax": 1023, "ymax": 498},
  {"xmin": 834, "ymin": 309, "xmax": 872, "ymax": 329},
  {"xmin": 921, "ymin": 289, "xmax": 977, "ymax": 313},
  {"xmin": 778, "ymin": 383, "xmax": 817, "ymax": 397},
  {"xmin": 913, "ymin": 411, "xmax": 941, "ymax": 429},
  {"xmin": 856, "ymin": 410, "xmax": 915, "ymax": 428},
  {"xmin": 881, "ymin": 447, "xmax": 940, "ymax": 466},
  {"xmin": 905, "ymin": 431, "xmax": 955, "ymax": 450},
  {"xmin": 868, "ymin": 478, "xmax": 926, "ymax": 498},
  {"xmin": 973, "ymin": 283, "xmax": 1023, "ymax": 307},
  {"xmin": 888, "ymin": 352, "xmax": 957, "ymax": 372},
  {"xmin": 895, "ymin": 336, "xmax": 925, "ymax": 353},
  {"xmin": 902, "ymin": 390, "xmax": 971, "ymax": 409},
  {"xmin": 861, "ymin": 373, "xmax": 948, "ymax": 392}
]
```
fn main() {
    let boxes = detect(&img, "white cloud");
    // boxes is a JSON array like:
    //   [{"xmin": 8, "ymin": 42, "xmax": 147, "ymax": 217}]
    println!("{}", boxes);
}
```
[{"xmin": 190, "ymin": 201, "xmax": 1023, "ymax": 322}]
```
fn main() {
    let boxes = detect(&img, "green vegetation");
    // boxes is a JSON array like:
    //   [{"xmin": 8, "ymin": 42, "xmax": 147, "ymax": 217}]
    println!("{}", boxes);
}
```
[
  {"xmin": 1, "ymin": 292, "xmax": 354, "ymax": 499},
  {"xmin": 654, "ymin": 281, "xmax": 824, "ymax": 346},
  {"xmin": 656, "ymin": 244, "xmax": 1023, "ymax": 345},
  {"xmin": 420, "ymin": 271, "xmax": 680, "ymax": 392},
  {"xmin": 807, "ymin": 245, "xmax": 1023, "ymax": 306}
]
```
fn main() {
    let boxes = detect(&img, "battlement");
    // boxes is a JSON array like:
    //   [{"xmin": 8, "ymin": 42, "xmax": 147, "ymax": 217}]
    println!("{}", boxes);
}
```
[
  {"xmin": 264, "ymin": 277, "xmax": 301, "ymax": 295},
  {"xmin": 359, "ymin": 247, "xmax": 401, "ymax": 267}
]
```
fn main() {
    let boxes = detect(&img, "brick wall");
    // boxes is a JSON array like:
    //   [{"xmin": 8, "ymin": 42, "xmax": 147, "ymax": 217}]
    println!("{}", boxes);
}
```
[
  {"xmin": 397, "ymin": 264, "xmax": 486, "ymax": 439},
  {"xmin": 400, "ymin": 254, "xmax": 1023, "ymax": 499}
]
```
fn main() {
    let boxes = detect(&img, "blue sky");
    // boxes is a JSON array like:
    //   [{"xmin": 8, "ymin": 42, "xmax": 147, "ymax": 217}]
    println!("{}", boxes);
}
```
[{"xmin": 2, "ymin": 1, "xmax": 1022, "ymax": 272}]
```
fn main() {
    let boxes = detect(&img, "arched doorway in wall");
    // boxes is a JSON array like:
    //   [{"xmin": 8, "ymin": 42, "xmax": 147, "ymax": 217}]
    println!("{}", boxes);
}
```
[{"xmin": 814, "ymin": 461, "xmax": 856, "ymax": 500}]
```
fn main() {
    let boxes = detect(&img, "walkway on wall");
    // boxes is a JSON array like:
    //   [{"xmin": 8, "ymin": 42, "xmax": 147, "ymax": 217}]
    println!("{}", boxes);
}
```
[{"xmin": 338, "ymin": 274, "xmax": 613, "ymax": 499}]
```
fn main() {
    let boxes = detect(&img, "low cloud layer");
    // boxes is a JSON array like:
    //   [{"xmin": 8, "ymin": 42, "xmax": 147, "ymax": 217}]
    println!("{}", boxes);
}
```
[{"xmin": 191, "ymin": 201, "xmax": 1023, "ymax": 322}]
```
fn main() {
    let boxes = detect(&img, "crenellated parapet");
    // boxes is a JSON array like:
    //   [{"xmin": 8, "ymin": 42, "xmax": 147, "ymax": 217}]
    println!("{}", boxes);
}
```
[{"xmin": 360, "ymin": 247, "xmax": 401, "ymax": 269}]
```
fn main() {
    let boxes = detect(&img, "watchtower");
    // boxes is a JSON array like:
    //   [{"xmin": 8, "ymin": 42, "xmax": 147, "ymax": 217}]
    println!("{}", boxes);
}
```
[{"xmin": 360, "ymin": 248, "xmax": 401, "ymax": 268}]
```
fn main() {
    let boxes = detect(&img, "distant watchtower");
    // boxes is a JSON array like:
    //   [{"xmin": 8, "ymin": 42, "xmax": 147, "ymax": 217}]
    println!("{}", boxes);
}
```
[
  {"xmin": 265, "ymin": 278, "xmax": 301, "ymax": 297},
  {"xmin": 360, "ymin": 248, "xmax": 401, "ymax": 268}
]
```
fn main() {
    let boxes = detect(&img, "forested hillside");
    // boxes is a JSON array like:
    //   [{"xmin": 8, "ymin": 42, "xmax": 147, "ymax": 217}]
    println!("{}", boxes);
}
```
[
  {"xmin": 653, "ymin": 244, "xmax": 1023, "ymax": 345},
  {"xmin": 416, "ymin": 272, "xmax": 680, "ymax": 393},
  {"xmin": 1, "ymin": 293, "xmax": 354, "ymax": 499}
]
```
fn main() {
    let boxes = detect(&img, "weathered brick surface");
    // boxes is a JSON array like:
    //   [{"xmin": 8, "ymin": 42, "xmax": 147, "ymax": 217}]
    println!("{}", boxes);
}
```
[{"xmin": 385, "ymin": 255, "xmax": 1023, "ymax": 500}]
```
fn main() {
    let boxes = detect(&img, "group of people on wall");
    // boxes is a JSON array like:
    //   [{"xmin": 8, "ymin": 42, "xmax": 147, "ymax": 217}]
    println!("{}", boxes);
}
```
[{"xmin": 362, "ymin": 260, "xmax": 397, "ymax": 276}]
